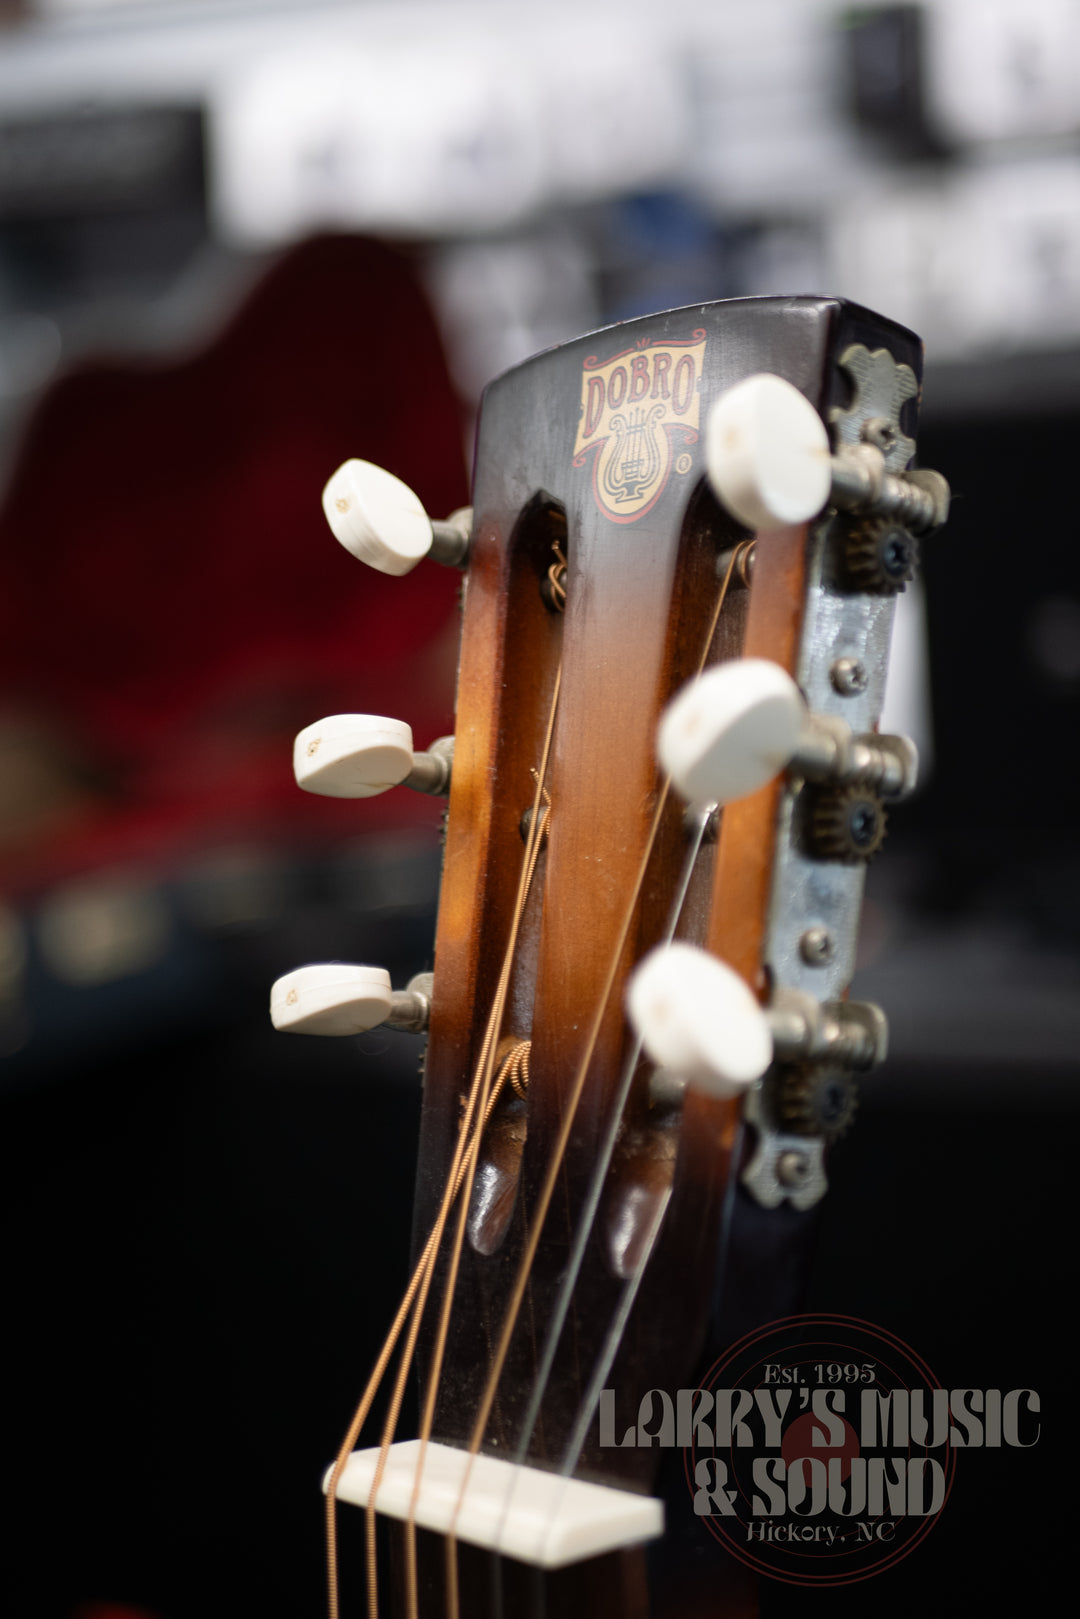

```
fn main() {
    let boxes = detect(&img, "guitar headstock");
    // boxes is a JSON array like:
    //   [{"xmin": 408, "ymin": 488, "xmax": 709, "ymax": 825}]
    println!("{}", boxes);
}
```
[{"xmin": 272, "ymin": 296, "xmax": 948, "ymax": 1617}]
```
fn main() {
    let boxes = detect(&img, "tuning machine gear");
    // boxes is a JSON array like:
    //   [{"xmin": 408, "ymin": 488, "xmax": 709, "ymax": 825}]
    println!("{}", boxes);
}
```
[
  {"xmin": 776, "ymin": 1064, "xmax": 858, "ymax": 1141},
  {"xmin": 804, "ymin": 781, "xmax": 888, "ymax": 864},
  {"xmin": 842, "ymin": 515, "xmax": 919, "ymax": 595}
]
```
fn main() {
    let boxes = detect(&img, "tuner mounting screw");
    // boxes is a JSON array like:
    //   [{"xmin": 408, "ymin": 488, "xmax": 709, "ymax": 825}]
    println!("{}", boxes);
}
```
[
  {"xmin": 844, "ymin": 517, "xmax": 919, "ymax": 595},
  {"xmin": 805, "ymin": 784, "xmax": 888, "ymax": 863},
  {"xmin": 778, "ymin": 1065, "xmax": 858, "ymax": 1141},
  {"xmin": 830, "ymin": 657, "xmax": 868, "ymax": 697},
  {"xmin": 777, "ymin": 1150, "xmax": 811, "ymax": 1188},
  {"xmin": 799, "ymin": 926, "xmax": 835, "ymax": 966},
  {"xmin": 861, "ymin": 415, "xmax": 897, "ymax": 455}
]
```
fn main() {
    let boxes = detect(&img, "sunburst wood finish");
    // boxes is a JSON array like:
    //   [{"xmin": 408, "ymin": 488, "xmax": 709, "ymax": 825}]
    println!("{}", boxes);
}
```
[{"xmin": 406, "ymin": 297, "xmax": 923, "ymax": 1616}]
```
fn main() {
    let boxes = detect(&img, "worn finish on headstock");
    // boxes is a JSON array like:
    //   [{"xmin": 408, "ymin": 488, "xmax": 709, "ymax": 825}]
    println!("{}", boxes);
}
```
[{"xmin": 407, "ymin": 297, "xmax": 922, "ymax": 1612}]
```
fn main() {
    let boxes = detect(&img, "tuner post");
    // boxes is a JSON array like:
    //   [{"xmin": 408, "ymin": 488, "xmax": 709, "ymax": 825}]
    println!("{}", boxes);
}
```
[
  {"xmin": 429, "ymin": 507, "xmax": 472, "ymax": 568},
  {"xmin": 829, "ymin": 448, "xmax": 949, "ymax": 535},
  {"xmin": 765, "ymin": 986, "xmax": 887, "ymax": 1071},
  {"xmin": 791, "ymin": 713, "xmax": 917, "ymax": 800},
  {"xmin": 402, "ymin": 737, "xmax": 454, "ymax": 796}
]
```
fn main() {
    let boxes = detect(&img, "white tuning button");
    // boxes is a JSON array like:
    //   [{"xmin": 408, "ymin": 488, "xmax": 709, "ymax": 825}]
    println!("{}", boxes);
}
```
[
  {"xmin": 322, "ymin": 459, "xmax": 471, "ymax": 575},
  {"xmin": 658, "ymin": 659, "xmax": 919, "ymax": 810},
  {"xmin": 271, "ymin": 966, "xmax": 433, "ymax": 1036},
  {"xmin": 627, "ymin": 942, "xmax": 771, "ymax": 1097},
  {"xmin": 294, "ymin": 716, "xmax": 453, "ymax": 798},
  {"xmin": 323, "ymin": 459, "xmax": 432, "ymax": 575},
  {"xmin": 658, "ymin": 658, "xmax": 806, "ymax": 806},
  {"xmin": 295, "ymin": 715, "xmax": 414, "ymax": 798},
  {"xmin": 271, "ymin": 964, "xmax": 394, "ymax": 1035},
  {"xmin": 706, "ymin": 373, "xmax": 831, "ymax": 531}
]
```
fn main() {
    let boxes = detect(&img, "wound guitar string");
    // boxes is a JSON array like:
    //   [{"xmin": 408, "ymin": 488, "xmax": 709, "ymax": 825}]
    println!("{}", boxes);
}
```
[
  {"xmin": 322, "ymin": 651, "xmax": 563, "ymax": 1619},
  {"xmin": 401, "ymin": 761, "xmax": 559, "ymax": 1618}
]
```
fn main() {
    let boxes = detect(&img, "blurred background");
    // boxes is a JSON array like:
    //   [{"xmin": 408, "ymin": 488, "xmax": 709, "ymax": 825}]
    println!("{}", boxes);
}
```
[{"xmin": 0, "ymin": 2, "xmax": 1072, "ymax": 1616}]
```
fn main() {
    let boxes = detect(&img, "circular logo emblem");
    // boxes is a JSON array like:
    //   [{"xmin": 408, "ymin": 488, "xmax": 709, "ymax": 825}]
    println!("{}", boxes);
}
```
[{"xmin": 684, "ymin": 1313, "xmax": 957, "ymax": 1586}]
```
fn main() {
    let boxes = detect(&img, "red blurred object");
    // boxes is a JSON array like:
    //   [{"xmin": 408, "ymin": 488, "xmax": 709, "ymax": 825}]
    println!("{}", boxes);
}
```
[
  {"xmin": 0, "ymin": 235, "xmax": 469, "ymax": 898},
  {"xmin": 71, "ymin": 1607, "xmax": 164, "ymax": 1619}
]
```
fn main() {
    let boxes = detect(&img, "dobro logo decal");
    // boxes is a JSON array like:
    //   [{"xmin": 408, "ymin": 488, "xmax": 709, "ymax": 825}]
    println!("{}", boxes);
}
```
[{"xmin": 572, "ymin": 329, "xmax": 706, "ymax": 523}]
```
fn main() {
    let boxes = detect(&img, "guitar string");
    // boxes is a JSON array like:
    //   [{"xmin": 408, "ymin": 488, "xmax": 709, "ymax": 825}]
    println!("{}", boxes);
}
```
[
  {"xmin": 369, "ymin": 775, "xmax": 557, "ymax": 1619},
  {"xmin": 330, "ymin": 532, "xmax": 739, "ymax": 1616},
  {"xmin": 485, "ymin": 802, "xmax": 710, "ymax": 1570},
  {"xmin": 501, "ymin": 802, "xmax": 713, "ymax": 1494},
  {"xmin": 338, "ymin": 546, "xmax": 567, "ymax": 1619},
  {"xmin": 535, "ymin": 1114, "xmax": 747, "ymax": 1564},
  {"xmin": 321, "ymin": 663, "xmax": 562, "ymax": 1619},
  {"xmin": 558, "ymin": 1060, "xmax": 750, "ymax": 1491},
  {"xmin": 430, "ymin": 562, "xmax": 566, "ymax": 1619},
  {"xmin": 441, "ymin": 542, "xmax": 749, "ymax": 1598},
  {"xmin": 400, "ymin": 705, "xmax": 561, "ymax": 1619},
  {"xmin": 323, "ymin": 1037, "xmax": 534, "ymax": 1619},
  {"xmin": 488, "ymin": 542, "xmax": 745, "ymax": 1560},
  {"xmin": 504, "ymin": 1038, "xmax": 531, "ymax": 1100},
  {"xmin": 398, "ymin": 783, "xmax": 558, "ymax": 1619},
  {"xmin": 365, "ymin": 907, "xmax": 542, "ymax": 1619},
  {"xmin": 321, "ymin": 705, "xmax": 558, "ymax": 1619},
  {"xmin": 554, "ymin": 563, "xmax": 752, "ymax": 1480},
  {"xmin": 559, "ymin": 1188, "xmax": 671, "ymax": 1480}
]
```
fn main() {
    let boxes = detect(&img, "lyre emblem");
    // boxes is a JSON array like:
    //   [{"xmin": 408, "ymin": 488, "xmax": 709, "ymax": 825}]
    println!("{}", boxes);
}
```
[
  {"xmin": 602, "ymin": 403, "xmax": 666, "ymax": 507},
  {"xmin": 573, "ymin": 330, "xmax": 707, "ymax": 523}
]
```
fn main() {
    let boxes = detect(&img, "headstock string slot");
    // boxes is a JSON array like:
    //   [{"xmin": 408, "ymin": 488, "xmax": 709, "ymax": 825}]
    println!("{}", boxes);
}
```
[
  {"xmin": 438, "ymin": 542, "xmax": 752, "ymax": 1592},
  {"xmin": 321, "ymin": 673, "xmax": 561, "ymax": 1619}
]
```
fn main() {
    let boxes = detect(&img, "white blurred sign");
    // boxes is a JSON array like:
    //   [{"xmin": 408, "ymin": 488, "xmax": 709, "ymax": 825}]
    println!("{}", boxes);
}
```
[
  {"xmin": 211, "ymin": 18, "xmax": 688, "ymax": 244},
  {"xmin": 689, "ymin": 0, "xmax": 876, "ymax": 213},
  {"xmin": 212, "ymin": 41, "xmax": 546, "ymax": 241},
  {"xmin": 826, "ymin": 181, "xmax": 969, "ymax": 356},
  {"xmin": 827, "ymin": 156, "xmax": 1080, "ymax": 358},
  {"xmin": 927, "ymin": 0, "xmax": 1080, "ymax": 145},
  {"xmin": 959, "ymin": 159, "xmax": 1080, "ymax": 350}
]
